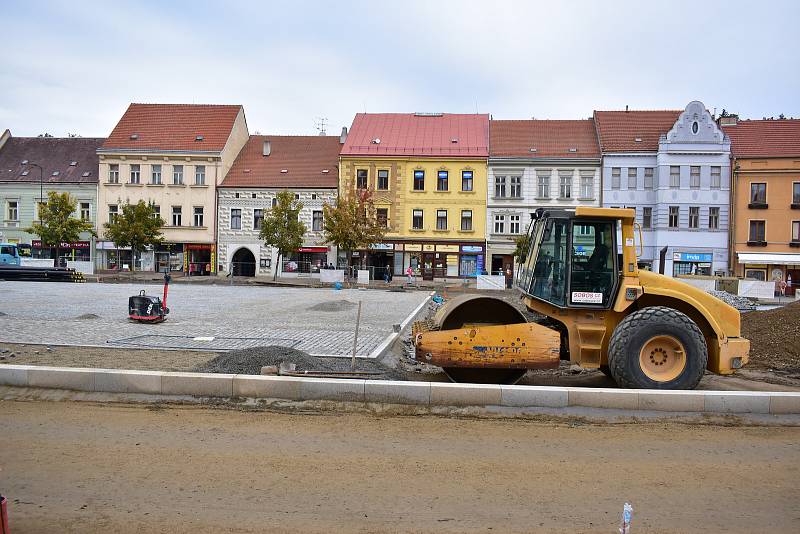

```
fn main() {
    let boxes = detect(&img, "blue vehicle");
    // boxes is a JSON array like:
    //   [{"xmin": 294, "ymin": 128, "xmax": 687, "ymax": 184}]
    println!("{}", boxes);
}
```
[{"xmin": 0, "ymin": 243, "xmax": 21, "ymax": 266}]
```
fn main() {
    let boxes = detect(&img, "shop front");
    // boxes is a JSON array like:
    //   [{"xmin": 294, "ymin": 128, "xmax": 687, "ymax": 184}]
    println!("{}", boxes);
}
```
[
  {"xmin": 672, "ymin": 251, "xmax": 713, "ymax": 277},
  {"xmin": 184, "ymin": 243, "xmax": 215, "ymax": 276},
  {"xmin": 284, "ymin": 246, "xmax": 330, "ymax": 274},
  {"xmin": 737, "ymin": 252, "xmax": 800, "ymax": 296},
  {"xmin": 386, "ymin": 241, "xmax": 484, "ymax": 279},
  {"xmin": 32, "ymin": 239, "xmax": 91, "ymax": 265}
]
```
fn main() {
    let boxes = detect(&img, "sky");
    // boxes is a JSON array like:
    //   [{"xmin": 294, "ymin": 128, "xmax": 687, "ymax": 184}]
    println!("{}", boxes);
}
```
[{"xmin": 1, "ymin": 0, "xmax": 798, "ymax": 137}]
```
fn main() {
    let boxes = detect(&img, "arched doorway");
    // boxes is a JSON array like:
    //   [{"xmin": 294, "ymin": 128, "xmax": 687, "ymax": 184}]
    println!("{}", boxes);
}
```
[{"xmin": 231, "ymin": 248, "xmax": 256, "ymax": 277}]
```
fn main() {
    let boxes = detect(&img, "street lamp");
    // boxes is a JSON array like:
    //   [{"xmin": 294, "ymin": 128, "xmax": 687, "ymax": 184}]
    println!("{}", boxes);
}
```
[{"xmin": 21, "ymin": 160, "xmax": 45, "ymax": 211}]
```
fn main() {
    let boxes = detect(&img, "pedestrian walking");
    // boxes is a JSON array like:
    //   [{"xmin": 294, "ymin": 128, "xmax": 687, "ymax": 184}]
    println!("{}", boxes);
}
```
[{"xmin": 406, "ymin": 266, "xmax": 413, "ymax": 285}]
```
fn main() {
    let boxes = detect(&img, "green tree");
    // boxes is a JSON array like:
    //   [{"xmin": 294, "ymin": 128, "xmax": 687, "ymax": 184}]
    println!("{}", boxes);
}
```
[
  {"xmin": 512, "ymin": 233, "xmax": 531, "ymax": 264},
  {"xmin": 26, "ymin": 191, "xmax": 96, "ymax": 266},
  {"xmin": 260, "ymin": 190, "xmax": 307, "ymax": 280},
  {"xmin": 103, "ymin": 200, "xmax": 164, "ymax": 272},
  {"xmin": 323, "ymin": 189, "xmax": 386, "ymax": 274}
]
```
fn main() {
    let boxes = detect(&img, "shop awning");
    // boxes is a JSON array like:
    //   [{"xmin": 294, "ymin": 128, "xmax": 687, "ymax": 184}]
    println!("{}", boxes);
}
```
[
  {"xmin": 737, "ymin": 252, "xmax": 800, "ymax": 265},
  {"xmin": 297, "ymin": 247, "xmax": 328, "ymax": 253}
]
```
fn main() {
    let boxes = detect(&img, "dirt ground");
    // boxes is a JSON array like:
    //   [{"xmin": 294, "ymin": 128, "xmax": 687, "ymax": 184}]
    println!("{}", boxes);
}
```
[
  {"xmin": 741, "ymin": 299, "xmax": 800, "ymax": 373},
  {"xmin": 2, "ymin": 400, "xmax": 799, "ymax": 533}
]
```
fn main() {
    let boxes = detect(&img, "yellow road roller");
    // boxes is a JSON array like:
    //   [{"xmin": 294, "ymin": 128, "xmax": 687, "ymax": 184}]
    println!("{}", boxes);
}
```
[{"xmin": 413, "ymin": 207, "xmax": 750, "ymax": 389}]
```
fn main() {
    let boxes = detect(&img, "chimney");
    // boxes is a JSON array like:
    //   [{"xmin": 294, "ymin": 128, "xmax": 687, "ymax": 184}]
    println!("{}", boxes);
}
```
[
  {"xmin": 262, "ymin": 140, "xmax": 271, "ymax": 156},
  {"xmin": 339, "ymin": 126, "xmax": 348, "ymax": 144},
  {"xmin": 718, "ymin": 116, "xmax": 738, "ymax": 126},
  {"xmin": 625, "ymin": 105, "xmax": 629, "ymax": 112}
]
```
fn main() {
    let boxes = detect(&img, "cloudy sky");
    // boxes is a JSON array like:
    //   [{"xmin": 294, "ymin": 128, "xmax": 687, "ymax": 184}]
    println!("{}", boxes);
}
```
[{"xmin": 1, "ymin": 0, "xmax": 798, "ymax": 137}]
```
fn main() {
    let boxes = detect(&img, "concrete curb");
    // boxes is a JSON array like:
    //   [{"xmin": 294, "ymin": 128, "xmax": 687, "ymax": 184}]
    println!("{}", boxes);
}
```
[{"xmin": 2, "ymin": 364, "xmax": 799, "ymax": 415}]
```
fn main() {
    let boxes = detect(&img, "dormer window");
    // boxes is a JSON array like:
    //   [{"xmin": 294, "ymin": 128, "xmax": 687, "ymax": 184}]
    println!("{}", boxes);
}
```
[
  {"xmin": 195, "ymin": 135, "xmax": 204, "ymax": 141},
  {"xmin": 130, "ymin": 133, "xmax": 139, "ymax": 140}
]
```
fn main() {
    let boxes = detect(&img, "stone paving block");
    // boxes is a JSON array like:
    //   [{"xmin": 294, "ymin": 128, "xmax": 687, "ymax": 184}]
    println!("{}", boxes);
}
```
[
  {"xmin": 233, "ymin": 375, "xmax": 304, "ymax": 400},
  {"xmin": 500, "ymin": 385, "xmax": 568, "ymax": 408},
  {"xmin": 568, "ymin": 388, "xmax": 639, "ymax": 410},
  {"xmin": 429, "ymin": 383, "xmax": 502, "ymax": 406},
  {"xmin": 299, "ymin": 378, "xmax": 366, "ymax": 402},
  {"xmin": 704, "ymin": 391, "xmax": 771, "ymax": 413},
  {"xmin": 161, "ymin": 372, "xmax": 234, "ymax": 397},
  {"xmin": 94, "ymin": 369, "xmax": 163, "ymax": 394},
  {"xmin": 0, "ymin": 365, "xmax": 29, "ymax": 387},
  {"xmin": 769, "ymin": 393, "xmax": 800, "ymax": 415},
  {"xmin": 365, "ymin": 380, "xmax": 430, "ymax": 405},
  {"xmin": 638, "ymin": 390, "xmax": 705, "ymax": 412},
  {"xmin": 28, "ymin": 366, "xmax": 95, "ymax": 392}
]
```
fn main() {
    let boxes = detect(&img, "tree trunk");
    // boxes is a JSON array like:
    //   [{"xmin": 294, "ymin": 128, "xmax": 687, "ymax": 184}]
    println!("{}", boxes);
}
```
[
  {"xmin": 273, "ymin": 251, "xmax": 280, "ymax": 281},
  {"xmin": 54, "ymin": 245, "xmax": 60, "ymax": 268}
]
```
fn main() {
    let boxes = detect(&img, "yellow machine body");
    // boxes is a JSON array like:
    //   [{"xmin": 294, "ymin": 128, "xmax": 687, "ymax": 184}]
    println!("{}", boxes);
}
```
[{"xmin": 414, "ymin": 206, "xmax": 749, "ymax": 378}]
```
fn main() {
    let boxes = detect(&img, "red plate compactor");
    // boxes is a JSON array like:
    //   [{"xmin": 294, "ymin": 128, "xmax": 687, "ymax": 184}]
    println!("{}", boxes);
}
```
[{"xmin": 128, "ymin": 273, "xmax": 171, "ymax": 323}]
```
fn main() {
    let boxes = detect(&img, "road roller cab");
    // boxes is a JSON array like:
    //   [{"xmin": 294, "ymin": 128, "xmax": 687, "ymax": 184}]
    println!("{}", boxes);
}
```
[{"xmin": 413, "ymin": 206, "xmax": 750, "ymax": 389}]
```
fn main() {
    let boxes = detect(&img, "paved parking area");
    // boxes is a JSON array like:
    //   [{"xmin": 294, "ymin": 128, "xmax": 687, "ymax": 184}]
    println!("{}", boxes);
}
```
[{"xmin": 0, "ymin": 282, "xmax": 430, "ymax": 357}]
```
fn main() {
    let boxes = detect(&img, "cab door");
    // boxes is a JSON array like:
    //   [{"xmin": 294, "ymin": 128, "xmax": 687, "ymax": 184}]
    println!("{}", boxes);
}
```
[{"xmin": 567, "ymin": 220, "xmax": 618, "ymax": 308}]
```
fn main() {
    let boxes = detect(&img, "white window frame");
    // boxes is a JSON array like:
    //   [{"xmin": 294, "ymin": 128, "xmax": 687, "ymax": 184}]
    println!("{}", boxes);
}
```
[
  {"xmin": 461, "ymin": 209, "xmax": 472, "ymax": 231},
  {"xmin": 627, "ymin": 168, "xmax": 637, "ymax": 189},
  {"xmin": 312, "ymin": 210, "xmax": 324, "ymax": 231},
  {"xmin": 688, "ymin": 206, "xmax": 699, "ymax": 229},
  {"xmin": 151, "ymin": 164, "xmax": 162, "ymax": 185},
  {"xmin": 436, "ymin": 209, "xmax": 448, "ymax": 230},
  {"xmin": 172, "ymin": 206, "xmax": 182, "ymax": 227},
  {"xmin": 611, "ymin": 167, "xmax": 621, "ymax": 189},
  {"xmin": 230, "ymin": 208, "xmax": 241, "ymax": 230},
  {"xmin": 642, "ymin": 207, "xmax": 652, "ymax": 229},
  {"xmin": 193, "ymin": 206, "xmax": 204, "ymax": 227},
  {"xmin": 690, "ymin": 166, "xmax": 700, "ymax": 189},
  {"xmin": 79, "ymin": 202, "xmax": 90, "ymax": 221},
  {"xmin": 510, "ymin": 175, "xmax": 522, "ymax": 198},
  {"xmin": 644, "ymin": 168, "xmax": 654, "ymax": 189},
  {"xmin": 109, "ymin": 204, "xmax": 118, "ymax": 223},
  {"xmin": 494, "ymin": 176, "xmax": 506, "ymax": 198},
  {"xmin": 559, "ymin": 174, "xmax": 572, "ymax": 199},
  {"xmin": 668, "ymin": 206, "xmax": 679, "ymax": 228},
  {"xmin": 195, "ymin": 165, "xmax": 206, "ymax": 186},
  {"xmin": 709, "ymin": 207, "xmax": 720, "ymax": 230},
  {"xmin": 494, "ymin": 214, "xmax": 505, "ymax": 234},
  {"xmin": 129, "ymin": 164, "xmax": 140, "ymax": 184},
  {"xmin": 537, "ymin": 173, "xmax": 550, "ymax": 198},
  {"xmin": 173, "ymin": 165, "xmax": 184, "ymax": 185},
  {"xmin": 412, "ymin": 209, "xmax": 423, "ymax": 229},
  {"xmin": 109, "ymin": 164, "xmax": 119, "ymax": 184},
  {"xmin": 580, "ymin": 175, "xmax": 593, "ymax": 199},
  {"xmin": 509, "ymin": 214, "xmax": 521, "ymax": 234},
  {"xmin": 7, "ymin": 200, "xmax": 19, "ymax": 221},
  {"xmin": 711, "ymin": 166, "xmax": 721, "ymax": 189},
  {"xmin": 670, "ymin": 166, "xmax": 680, "ymax": 188}
]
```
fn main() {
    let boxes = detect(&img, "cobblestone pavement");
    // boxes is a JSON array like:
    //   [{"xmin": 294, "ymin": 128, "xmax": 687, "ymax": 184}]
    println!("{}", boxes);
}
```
[{"xmin": 0, "ymin": 282, "xmax": 429, "ymax": 357}]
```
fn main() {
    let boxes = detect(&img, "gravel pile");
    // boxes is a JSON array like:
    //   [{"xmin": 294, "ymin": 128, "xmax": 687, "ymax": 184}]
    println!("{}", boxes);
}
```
[
  {"xmin": 707, "ymin": 290, "xmax": 757, "ymax": 311},
  {"xmin": 740, "ymin": 300, "xmax": 800, "ymax": 373},
  {"xmin": 307, "ymin": 300, "xmax": 358, "ymax": 312},
  {"xmin": 196, "ymin": 345, "xmax": 406, "ymax": 380}
]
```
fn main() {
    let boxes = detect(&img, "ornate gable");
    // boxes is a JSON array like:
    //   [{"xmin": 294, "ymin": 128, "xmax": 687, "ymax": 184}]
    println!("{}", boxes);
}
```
[{"xmin": 665, "ymin": 100, "xmax": 725, "ymax": 144}]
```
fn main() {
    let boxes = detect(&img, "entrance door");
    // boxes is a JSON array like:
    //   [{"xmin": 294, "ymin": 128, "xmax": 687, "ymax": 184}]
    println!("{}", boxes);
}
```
[
  {"xmin": 422, "ymin": 253, "xmax": 434, "ymax": 281},
  {"xmin": 787, "ymin": 269, "xmax": 799, "ymax": 296},
  {"xmin": 231, "ymin": 248, "xmax": 256, "ymax": 277},
  {"xmin": 433, "ymin": 254, "xmax": 447, "ymax": 278}
]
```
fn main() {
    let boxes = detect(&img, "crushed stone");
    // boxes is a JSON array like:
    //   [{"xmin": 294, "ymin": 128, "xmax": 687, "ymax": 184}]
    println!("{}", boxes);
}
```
[
  {"xmin": 740, "ymin": 300, "xmax": 800, "ymax": 373},
  {"xmin": 307, "ymin": 300, "xmax": 358, "ymax": 312},
  {"xmin": 707, "ymin": 290, "xmax": 757, "ymax": 311},
  {"xmin": 75, "ymin": 313, "xmax": 100, "ymax": 320}
]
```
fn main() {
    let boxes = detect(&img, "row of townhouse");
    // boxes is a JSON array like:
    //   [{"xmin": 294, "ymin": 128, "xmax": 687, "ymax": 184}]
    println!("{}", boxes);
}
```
[{"xmin": 1, "ymin": 100, "xmax": 799, "ymax": 286}]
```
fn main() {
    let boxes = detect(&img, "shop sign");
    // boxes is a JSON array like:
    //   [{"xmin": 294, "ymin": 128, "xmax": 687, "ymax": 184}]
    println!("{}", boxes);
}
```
[
  {"xmin": 297, "ymin": 246, "xmax": 328, "ymax": 253},
  {"xmin": 571, "ymin": 291, "xmax": 603, "ymax": 304},
  {"xmin": 437, "ymin": 244, "xmax": 459, "ymax": 252},
  {"xmin": 370, "ymin": 243, "xmax": 393, "ymax": 250},
  {"xmin": 185, "ymin": 243, "xmax": 213, "ymax": 251},
  {"xmin": 405, "ymin": 244, "xmax": 422, "ymax": 251},
  {"xmin": 393, "ymin": 244, "xmax": 404, "ymax": 251},
  {"xmin": 422, "ymin": 244, "xmax": 435, "ymax": 252},
  {"xmin": 673, "ymin": 252, "xmax": 712, "ymax": 262},
  {"xmin": 461, "ymin": 245, "xmax": 483, "ymax": 253},
  {"xmin": 32, "ymin": 240, "xmax": 90, "ymax": 249}
]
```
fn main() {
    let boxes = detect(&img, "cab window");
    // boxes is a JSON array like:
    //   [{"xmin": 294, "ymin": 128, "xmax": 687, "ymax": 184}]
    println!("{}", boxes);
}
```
[
  {"xmin": 531, "ymin": 218, "xmax": 568, "ymax": 306},
  {"xmin": 569, "ymin": 221, "xmax": 616, "ymax": 306}
]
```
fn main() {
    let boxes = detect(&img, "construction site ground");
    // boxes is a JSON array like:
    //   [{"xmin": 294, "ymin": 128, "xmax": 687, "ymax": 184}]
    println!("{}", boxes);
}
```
[{"xmin": 3, "ymin": 399, "xmax": 799, "ymax": 533}]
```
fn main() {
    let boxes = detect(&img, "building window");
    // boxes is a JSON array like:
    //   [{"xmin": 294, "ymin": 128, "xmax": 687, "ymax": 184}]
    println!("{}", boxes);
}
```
[
  {"xmin": 644, "ymin": 168, "xmax": 654, "ymax": 189},
  {"xmin": 690, "ymin": 166, "xmax": 700, "ymax": 189},
  {"xmin": 559, "ymin": 174, "xmax": 572, "ymax": 199},
  {"xmin": 195, "ymin": 166, "xmax": 206, "ymax": 185},
  {"xmin": 436, "ymin": 209, "xmax": 447, "ymax": 230},
  {"xmin": 151, "ymin": 164, "xmax": 162, "ymax": 185},
  {"xmin": 792, "ymin": 221, "xmax": 800, "ymax": 242},
  {"xmin": 642, "ymin": 207, "xmax": 652, "ymax": 229},
  {"xmin": 461, "ymin": 209, "xmax": 472, "ymax": 231},
  {"xmin": 437, "ymin": 170, "xmax": 448, "ymax": 191},
  {"xmin": 537, "ymin": 174, "xmax": 550, "ymax": 198},
  {"xmin": 109, "ymin": 204, "xmax": 118, "ymax": 223},
  {"xmin": 193, "ymin": 206, "xmax": 204, "ymax": 227},
  {"xmin": 130, "ymin": 164, "xmax": 140, "ymax": 184},
  {"xmin": 689, "ymin": 206, "xmax": 699, "ymax": 228},
  {"xmin": 750, "ymin": 183, "xmax": 767, "ymax": 204},
  {"xmin": 109, "ymin": 164, "xmax": 119, "ymax": 183},
  {"xmin": 711, "ymin": 166, "xmax": 721, "ymax": 189},
  {"xmin": 412, "ymin": 209, "xmax": 423, "ymax": 229},
  {"xmin": 152, "ymin": 205, "xmax": 160, "ymax": 220},
  {"xmin": 510, "ymin": 176, "xmax": 522, "ymax": 198},
  {"xmin": 271, "ymin": 197, "xmax": 278, "ymax": 207},
  {"xmin": 668, "ymin": 206, "xmax": 679, "ymax": 228},
  {"xmin": 230, "ymin": 208, "xmax": 241, "ymax": 230},
  {"xmin": 413, "ymin": 170, "xmax": 424, "ymax": 191},
  {"xmin": 253, "ymin": 209, "xmax": 263, "ymax": 230},
  {"xmin": 172, "ymin": 206, "xmax": 182, "ymax": 227},
  {"xmin": 708, "ymin": 207, "xmax": 719, "ymax": 229},
  {"xmin": 580, "ymin": 175, "xmax": 593, "ymax": 198},
  {"xmin": 749, "ymin": 220, "xmax": 766, "ymax": 242},
  {"xmin": 495, "ymin": 176, "xmax": 506, "ymax": 197},
  {"xmin": 173, "ymin": 165, "xmax": 184, "ymax": 185},
  {"xmin": 80, "ymin": 202, "xmax": 90, "ymax": 221},
  {"xmin": 494, "ymin": 214, "xmax": 505, "ymax": 234},
  {"xmin": 793, "ymin": 183, "xmax": 800, "ymax": 204},
  {"xmin": 509, "ymin": 214, "xmax": 521, "ymax": 234},
  {"xmin": 356, "ymin": 169, "xmax": 368, "ymax": 189},
  {"xmin": 377, "ymin": 170, "xmax": 389, "ymax": 190},
  {"xmin": 670, "ymin": 166, "xmax": 680, "ymax": 188},
  {"xmin": 373, "ymin": 208, "xmax": 387, "ymax": 228},
  {"xmin": 7, "ymin": 201, "xmax": 18, "ymax": 221},
  {"xmin": 462, "ymin": 170, "xmax": 473, "ymax": 191},
  {"xmin": 611, "ymin": 167, "xmax": 621, "ymax": 189},
  {"xmin": 313, "ymin": 210, "xmax": 324, "ymax": 231},
  {"xmin": 628, "ymin": 168, "xmax": 637, "ymax": 189}
]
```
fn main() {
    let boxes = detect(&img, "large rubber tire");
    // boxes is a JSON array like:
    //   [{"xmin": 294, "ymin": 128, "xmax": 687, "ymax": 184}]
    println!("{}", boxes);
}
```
[{"xmin": 608, "ymin": 306, "xmax": 707, "ymax": 390}]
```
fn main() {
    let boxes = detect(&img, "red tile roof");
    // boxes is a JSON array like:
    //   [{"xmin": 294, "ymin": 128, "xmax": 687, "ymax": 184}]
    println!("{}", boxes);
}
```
[
  {"xmin": 722, "ymin": 119, "xmax": 800, "ymax": 158},
  {"xmin": 490, "ymin": 119, "xmax": 600, "ymax": 158},
  {"xmin": 341, "ymin": 113, "xmax": 489, "ymax": 157},
  {"xmin": 0, "ymin": 136, "xmax": 104, "ymax": 184},
  {"xmin": 222, "ymin": 135, "xmax": 340, "ymax": 188},
  {"xmin": 593, "ymin": 110, "xmax": 681, "ymax": 152},
  {"xmin": 102, "ymin": 103, "xmax": 242, "ymax": 152}
]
